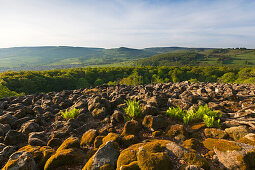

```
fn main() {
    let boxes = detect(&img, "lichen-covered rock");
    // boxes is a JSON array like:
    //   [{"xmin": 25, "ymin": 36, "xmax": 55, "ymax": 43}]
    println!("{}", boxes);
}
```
[
  {"xmin": 225, "ymin": 126, "xmax": 249, "ymax": 141},
  {"xmin": 121, "ymin": 120, "xmax": 140, "ymax": 136},
  {"xmin": 80, "ymin": 129, "xmax": 98, "ymax": 147},
  {"xmin": 121, "ymin": 135, "xmax": 139, "ymax": 148},
  {"xmin": 117, "ymin": 140, "xmax": 172, "ymax": 170},
  {"xmin": 142, "ymin": 115, "xmax": 168, "ymax": 131},
  {"xmin": 213, "ymin": 139, "xmax": 255, "ymax": 169},
  {"xmin": 185, "ymin": 165, "xmax": 204, "ymax": 170},
  {"xmin": 137, "ymin": 146, "xmax": 172, "ymax": 170},
  {"xmin": 92, "ymin": 107, "xmax": 108, "ymax": 119},
  {"xmin": 204, "ymin": 128, "xmax": 227, "ymax": 139},
  {"xmin": 202, "ymin": 138, "xmax": 218, "ymax": 150},
  {"xmin": 47, "ymin": 137, "xmax": 62, "ymax": 148},
  {"xmin": 237, "ymin": 133, "xmax": 255, "ymax": 146},
  {"xmin": 44, "ymin": 137, "xmax": 86, "ymax": 170},
  {"xmin": 166, "ymin": 141, "xmax": 209, "ymax": 169},
  {"xmin": 166, "ymin": 124, "xmax": 186, "ymax": 141},
  {"xmin": 2, "ymin": 151, "xmax": 37, "ymax": 170},
  {"xmin": 0, "ymin": 113, "xmax": 17, "ymax": 126},
  {"xmin": 83, "ymin": 141, "xmax": 120, "ymax": 170},
  {"xmin": 19, "ymin": 145, "xmax": 54, "ymax": 168},
  {"xmin": 102, "ymin": 133, "xmax": 120, "ymax": 146}
]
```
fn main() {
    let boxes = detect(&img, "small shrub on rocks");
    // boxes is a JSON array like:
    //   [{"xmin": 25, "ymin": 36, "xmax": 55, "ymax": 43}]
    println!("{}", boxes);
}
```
[{"xmin": 60, "ymin": 108, "xmax": 80, "ymax": 120}]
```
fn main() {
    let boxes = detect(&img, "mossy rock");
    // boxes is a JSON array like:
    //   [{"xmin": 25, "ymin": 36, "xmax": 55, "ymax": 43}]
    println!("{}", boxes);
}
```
[
  {"xmin": 102, "ymin": 133, "xmax": 120, "ymax": 146},
  {"xmin": 166, "ymin": 124, "xmax": 184, "ymax": 137},
  {"xmin": 117, "ymin": 143, "xmax": 143, "ymax": 169},
  {"xmin": 202, "ymin": 138, "xmax": 219, "ymax": 150},
  {"xmin": 92, "ymin": 107, "xmax": 107, "ymax": 119},
  {"xmin": 225, "ymin": 126, "xmax": 249, "ymax": 141},
  {"xmin": 137, "ymin": 147, "xmax": 172, "ymax": 170},
  {"xmin": 183, "ymin": 152, "xmax": 209, "ymax": 169},
  {"xmin": 204, "ymin": 128, "xmax": 227, "ymax": 139},
  {"xmin": 190, "ymin": 123, "xmax": 206, "ymax": 132},
  {"xmin": 57, "ymin": 137, "xmax": 80, "ymax": 152},
  {"xmin": 94, "ymin": 136, "xmax": 104, "ymax": 148},
  {"xmin": 213, "ymin": 140, "xmax": 255, "ymax": 169},
  {"xmin": 117, "ymin": 140, "xmax": 172, "ymax": 170},
  {"xmin": 80, "ymin": 129, "xmax": 98, "ymax": 147},
  {"xmin": 19, "ymin": 145, "xmax": 54, "ymax": 168},
  {"xmin": 237, "ymin": 133, "xmax": 255, "ymax": 146},
  {"xmin": 183, "ymin": 138, "xmax": 202, "ymax": 150},
  {"xmin": 120, "ymin": 161, "xmax": 140, "ymax": 170},
  {"xmin": 44, "ymin": 137, "xmax": 87, "ymax": 170},
  {"xmin": 121, "ymin": 120, "xmax": 140, "ymax": 136},
  {"xmin": 44, "ymin": 148, "xmax": 86, "ymax": 170},
  {"xmin": 83, "ymin": 141, "xmax": 120, "ymax": 170}
]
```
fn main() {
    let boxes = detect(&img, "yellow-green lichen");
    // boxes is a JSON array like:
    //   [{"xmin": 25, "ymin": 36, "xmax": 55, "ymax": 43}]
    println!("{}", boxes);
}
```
[
  {"xmin": 183, "ymin": 152, "xmax": 209, "ymax": 169},
  {"xmin": 80, "ymin": 129, "xmax": 98, "ymax": 147}
]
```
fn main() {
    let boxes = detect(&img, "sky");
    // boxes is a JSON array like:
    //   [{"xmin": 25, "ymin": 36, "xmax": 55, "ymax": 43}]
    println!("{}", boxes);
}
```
[{"xmin": 0, "ymin": 0, "xmax": 255, "ymax": 49}]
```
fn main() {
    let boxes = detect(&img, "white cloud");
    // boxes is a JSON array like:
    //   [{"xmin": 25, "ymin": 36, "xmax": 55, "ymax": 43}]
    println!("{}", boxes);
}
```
[{"xmin": 0, "ymin": 0, "xmax": 254, "ymax": 48}]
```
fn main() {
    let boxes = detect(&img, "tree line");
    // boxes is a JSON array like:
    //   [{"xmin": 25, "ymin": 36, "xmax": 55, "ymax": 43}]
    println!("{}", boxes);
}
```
[{"xmin": 0, "ymin": 66, "xmax": 255, "ymax": 97}]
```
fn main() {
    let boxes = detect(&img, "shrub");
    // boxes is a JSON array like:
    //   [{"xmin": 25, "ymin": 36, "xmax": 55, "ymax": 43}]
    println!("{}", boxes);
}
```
[
  {"xmin": 60, "ymin": 108, "xmax": 80, "ymax": 120},
  {"xmin": 165, "ymin": 105, "xmax": 221, "ymax": 128},
  {"xmin": 124, "ymin": 99, "xmax": 142, "ymax": 120}
]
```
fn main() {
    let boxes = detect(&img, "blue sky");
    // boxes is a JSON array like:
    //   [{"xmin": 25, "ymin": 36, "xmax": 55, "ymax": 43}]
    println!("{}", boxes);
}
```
[{"xmin": 0, "ymin": 0, "xmax": 255, "ymax": 48}]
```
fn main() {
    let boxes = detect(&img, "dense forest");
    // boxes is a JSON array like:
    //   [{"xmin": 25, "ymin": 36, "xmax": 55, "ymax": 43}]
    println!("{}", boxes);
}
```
[{"xmin": 1, "ymin": 66, "xmax": 255, "ymax": 98}]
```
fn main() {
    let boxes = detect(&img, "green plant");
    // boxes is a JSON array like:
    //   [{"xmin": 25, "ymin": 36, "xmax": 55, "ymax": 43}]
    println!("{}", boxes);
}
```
[
  {"xmin": 166, "ymin": 106, "xmax": 185, "ymax": 120},
  {"xmin": 124, "ymin": 99, "xmax": 142, "ymax": 120},
  {"xmin": 165, "ymin": 105, "xmax": 221, "ymax": 128},
  {"xmin": 60, "ymin": 108, "xmax": 80, "ymax": 120}
]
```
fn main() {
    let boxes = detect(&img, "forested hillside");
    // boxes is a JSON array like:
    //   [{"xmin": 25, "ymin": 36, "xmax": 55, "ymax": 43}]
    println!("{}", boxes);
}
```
[{"xmin": 1, "ymin": 66, "xmax": 255, "ymax": 98}]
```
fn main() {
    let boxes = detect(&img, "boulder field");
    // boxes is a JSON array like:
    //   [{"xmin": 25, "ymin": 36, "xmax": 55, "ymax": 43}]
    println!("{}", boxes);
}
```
[{"xmin": 0, "ymin": 82, "xmax": 255, "ymax": 170}]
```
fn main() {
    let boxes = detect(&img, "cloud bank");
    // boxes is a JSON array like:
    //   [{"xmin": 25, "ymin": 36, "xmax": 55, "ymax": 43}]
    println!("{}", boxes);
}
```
[{"xmin": 0, "ymin": 0, "xmax": 255, "ymax": 48}]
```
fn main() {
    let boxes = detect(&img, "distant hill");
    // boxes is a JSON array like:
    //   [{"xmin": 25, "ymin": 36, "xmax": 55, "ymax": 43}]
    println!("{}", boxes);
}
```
[{"xmin": 0, "ymin": 46, "xmax": 254, "ymax": 72}]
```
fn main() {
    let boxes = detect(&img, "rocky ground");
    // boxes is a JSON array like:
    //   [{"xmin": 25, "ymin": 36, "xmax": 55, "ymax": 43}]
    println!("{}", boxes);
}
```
[{"xmin": 0, "ymin": 81, "xmax": 255, "ymax": 170}]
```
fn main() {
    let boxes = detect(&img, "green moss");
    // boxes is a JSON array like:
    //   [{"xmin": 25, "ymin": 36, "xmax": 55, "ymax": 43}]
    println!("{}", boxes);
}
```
[
  {"xmin": 183, "ymin": 152, "xmax": 209, "ymax": 169},
  {"xmin": 142, "ymin": 140, "xmax": 170, "ymax": 153},
  {"xmin": 119, "ymin": 161, "xmax": 140, "ymax": 170},
  {"xmin": 137, "ymin": 149, "xmax": 172, "ymax": 170},
  {"xmin": 80, "ymin": 129, "xmax": 98, "ymax": 147}
]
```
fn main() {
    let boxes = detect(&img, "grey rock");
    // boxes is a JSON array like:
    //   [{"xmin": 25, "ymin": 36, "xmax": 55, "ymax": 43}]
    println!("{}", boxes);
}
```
[{"xmin": 4, "ymin": 130, "xmax": 26, "ymax": 146}]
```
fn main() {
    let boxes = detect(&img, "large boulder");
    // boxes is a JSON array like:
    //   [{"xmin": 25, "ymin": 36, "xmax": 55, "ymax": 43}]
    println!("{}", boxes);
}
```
[
  {"xmin": 44, "ymin": 137, "xmax": 86, "ymax": 170},
  {"xmin": 80, "ymin": 129, "xmax": 98, "ymax": 147},
  {"xmin": 2, "ymin": 151, "xmax": 37, "ymax": 170},
  {"xmin": 83, "ymin": 141, "xmax": 120, "ymax": 170},
  {"xmin": 213, "ymin": 139, "xmax": 255, "ymax": 169}
]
